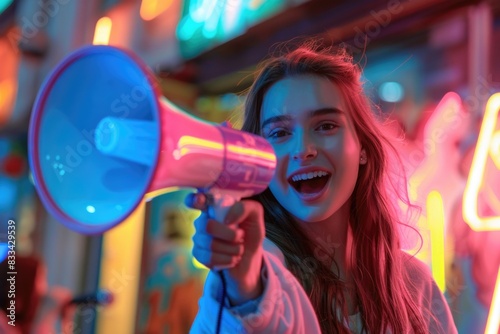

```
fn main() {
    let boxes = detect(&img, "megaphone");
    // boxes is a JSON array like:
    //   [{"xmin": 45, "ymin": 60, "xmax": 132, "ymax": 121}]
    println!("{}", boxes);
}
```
[{"xmin": 28, "ymin": 45, "xmax": 276, "ymax": 234}]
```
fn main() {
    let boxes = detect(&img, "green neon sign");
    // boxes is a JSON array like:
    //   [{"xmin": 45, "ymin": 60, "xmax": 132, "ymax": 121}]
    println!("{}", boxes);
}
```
[
  {"xmin": 0, "ymin": 0, "xmax": 14, "ymax": 14},
  {"xmin": 177, "ymin": 0, "xmax": 287, "ymax": 59}
]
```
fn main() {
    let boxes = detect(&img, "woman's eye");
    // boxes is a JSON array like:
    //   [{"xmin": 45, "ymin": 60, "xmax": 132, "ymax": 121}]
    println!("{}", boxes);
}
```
[
  {"xmin": 268, "ymin": 129, "xmax": 289, "ymax": 138},
  {"xmin": 317, "ymin": 123, "xmax": 338, "ymax": 131}
]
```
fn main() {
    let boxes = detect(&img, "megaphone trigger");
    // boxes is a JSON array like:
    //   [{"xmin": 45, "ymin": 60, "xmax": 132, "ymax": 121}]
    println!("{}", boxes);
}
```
[{"xmin": 185, "ymin": 191, "xmax": 237, "ymax": 224}]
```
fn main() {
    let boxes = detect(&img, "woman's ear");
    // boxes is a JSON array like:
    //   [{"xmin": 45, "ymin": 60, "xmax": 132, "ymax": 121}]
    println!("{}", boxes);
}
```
[{"xmin": 360, "ymin": 149, "xmax": 367, "ymax": 165}]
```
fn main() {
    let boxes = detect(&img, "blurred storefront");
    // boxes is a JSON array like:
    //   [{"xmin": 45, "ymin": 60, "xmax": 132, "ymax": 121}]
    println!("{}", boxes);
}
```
[{"xmin": 1, "ymin": 0, "xmax": 499, "ymax": 333}]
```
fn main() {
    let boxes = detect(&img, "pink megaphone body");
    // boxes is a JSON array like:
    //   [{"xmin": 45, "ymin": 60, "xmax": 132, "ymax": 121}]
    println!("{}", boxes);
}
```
[{"xmin": 28, "ymin": 45, "xmax": 276, "ymax": 234}]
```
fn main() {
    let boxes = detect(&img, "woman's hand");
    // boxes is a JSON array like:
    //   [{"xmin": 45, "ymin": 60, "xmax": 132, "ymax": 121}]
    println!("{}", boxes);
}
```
[{"xmin": 187, "ymin": 193, "xmax": 265, "ymax": 305}]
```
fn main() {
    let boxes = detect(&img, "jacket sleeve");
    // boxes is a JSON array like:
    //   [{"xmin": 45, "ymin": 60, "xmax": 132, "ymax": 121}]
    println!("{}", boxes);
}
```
[{"xmin": 190, "ymin": 251, "xmax": 321, "ymax": 334}]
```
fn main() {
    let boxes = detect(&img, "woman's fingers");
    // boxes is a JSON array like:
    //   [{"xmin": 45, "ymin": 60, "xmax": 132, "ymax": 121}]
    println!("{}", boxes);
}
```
[
  {"xmin": 186, "ymin": 193, "xmax": 265, "ymax": 280},
  {"xmin": 191, "ymin": 210, "xmax": 245, "ymax": 269},
  {"xmin": 194, "ymin": 213, "xmax": 244, "ymax": 243},
  {"xmin": 223, "ymin": 200, "xmax": 265, "ymax": 251},
  {"xmin": 192, "ymin": 233, "xmax": 244, "ymax": 256},
  {"xmin": 192, "ymin": 245, "xmax": 241, "ymax": 268},
  {"xmin": 224, "ymin": 200, "xmax": 264, "ymax": 227}
]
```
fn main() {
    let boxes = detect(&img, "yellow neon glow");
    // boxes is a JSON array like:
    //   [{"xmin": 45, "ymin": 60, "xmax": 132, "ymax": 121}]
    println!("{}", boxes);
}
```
[
  {"xmin": 140, "ymin": 0, "xmax": 173, "ymax": 21},
  {"xmin": 427, "ymin": 191, "xmax": 446, "ymax": 291},
  {"xmin": 0, "ymin": 80, "xmax": 14, "ymax": 109},
  {"xmin": 490, "ymin": 131, "xmax": 500, "ymax": 169},
  {"xmin": 93, "ymin": 17, "xmax": 112, "ymax": 45},
  {"xmin": 463, "ymin": 93, "xmax": 500, "ymax": 231},
  {"xmin": 485, "ymin": 267, "xmax": 500, "ymax": 334},
  {"xmin": 0, "ymin": 79, "xmax": 15, "ymax": 122},
  {"xmin": 96, "ymin": 200, "xmax": 145, "ymax": 334}
]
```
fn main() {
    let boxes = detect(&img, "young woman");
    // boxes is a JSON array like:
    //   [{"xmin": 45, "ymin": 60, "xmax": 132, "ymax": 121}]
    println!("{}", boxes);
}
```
[{"xmin": 187, "ymin": 41, "xmax": 458, "ymax": 333}]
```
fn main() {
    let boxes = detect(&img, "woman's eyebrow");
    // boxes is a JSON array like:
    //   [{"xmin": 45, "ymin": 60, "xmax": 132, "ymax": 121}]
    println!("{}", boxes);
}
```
[
  {"xmin": 307, "ymin": 107, "xmax": 344, "ymax": 118},
  {"xmin": 261, "ymin": 107, "xmax": 344, "ymax": 129},
  {"xmin": 261, "ymin": 115, "xmax": 293, "ymax": 129}
]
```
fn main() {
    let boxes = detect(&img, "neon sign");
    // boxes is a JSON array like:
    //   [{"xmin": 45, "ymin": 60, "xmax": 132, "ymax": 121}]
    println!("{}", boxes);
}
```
[
  {"xmin": 176, "ymin": 0, "xmax": 288, "ymax": 58},
  {"xmin": 0, "ymin": 0, "xmax": 13, "ymax": 14},
  {"xmin": 403, "ymin": 92, "xmax": 500, "ymax": 333},
  {"xmin": 463, "ymin": 93, "xmax": 500, "ymax": 231},
  {"xmin": 460, "ymin": 93, "xmax": 500, "ymax": 334}
]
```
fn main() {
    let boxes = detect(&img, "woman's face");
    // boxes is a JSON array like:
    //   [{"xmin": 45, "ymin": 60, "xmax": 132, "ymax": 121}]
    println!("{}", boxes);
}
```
[{"xmin": 260, "ymin": 74, "xmax": 365, "ymax": 223}]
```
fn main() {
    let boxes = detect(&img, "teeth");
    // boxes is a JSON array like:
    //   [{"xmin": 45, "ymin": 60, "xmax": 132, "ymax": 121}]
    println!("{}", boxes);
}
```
[{"xmin": 291, "ymin": 171, "xmax": 329, "ymax": 182}]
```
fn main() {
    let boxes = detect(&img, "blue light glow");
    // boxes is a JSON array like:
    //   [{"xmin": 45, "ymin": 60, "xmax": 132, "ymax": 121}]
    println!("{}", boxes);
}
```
[
  {"xmin": 378, "ymin": 82, "xmax": 404, "ymax": 103},
  {"xmin": 0, "ymin": 243, "xmax": 7, "ymax": 262}
]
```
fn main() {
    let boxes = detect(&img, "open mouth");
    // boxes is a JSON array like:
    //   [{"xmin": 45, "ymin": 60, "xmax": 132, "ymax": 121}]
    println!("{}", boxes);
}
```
[{"xmin": 288, "ymin": 171, "xmax": 331, "ymax": 195}]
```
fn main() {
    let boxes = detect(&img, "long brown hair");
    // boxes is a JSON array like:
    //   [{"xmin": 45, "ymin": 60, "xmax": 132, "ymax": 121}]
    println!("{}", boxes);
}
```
[{"xmin": 239, "ymin": 40, "xmax": 428, "ymax": 333}]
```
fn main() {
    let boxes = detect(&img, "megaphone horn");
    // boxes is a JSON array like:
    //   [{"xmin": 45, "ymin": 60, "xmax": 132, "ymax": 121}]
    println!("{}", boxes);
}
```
[{"xmin": 28, "ymin": 45, "xmax": 276, "ymax": 234}]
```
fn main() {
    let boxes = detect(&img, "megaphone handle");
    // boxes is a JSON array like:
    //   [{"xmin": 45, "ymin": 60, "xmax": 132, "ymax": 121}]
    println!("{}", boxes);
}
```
[
  {"xmin": 194, "ymin": 190, "xmax": 242, "ymax": 334},
  {"xmin": 200, "ymin": 191, "xmax": 240, "ymax": 270}
]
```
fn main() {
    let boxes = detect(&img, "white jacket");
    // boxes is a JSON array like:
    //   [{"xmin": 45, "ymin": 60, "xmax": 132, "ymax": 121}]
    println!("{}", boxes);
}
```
[{"xmin": 190, "ymin": 240, "xmax": 458, "ymax": 334}]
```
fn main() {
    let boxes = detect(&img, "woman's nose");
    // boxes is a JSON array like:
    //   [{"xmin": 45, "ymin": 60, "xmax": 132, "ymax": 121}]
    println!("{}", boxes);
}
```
[{"xmin": 292, "ymin": 133, "xmax": 317, "ymax": 161}]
